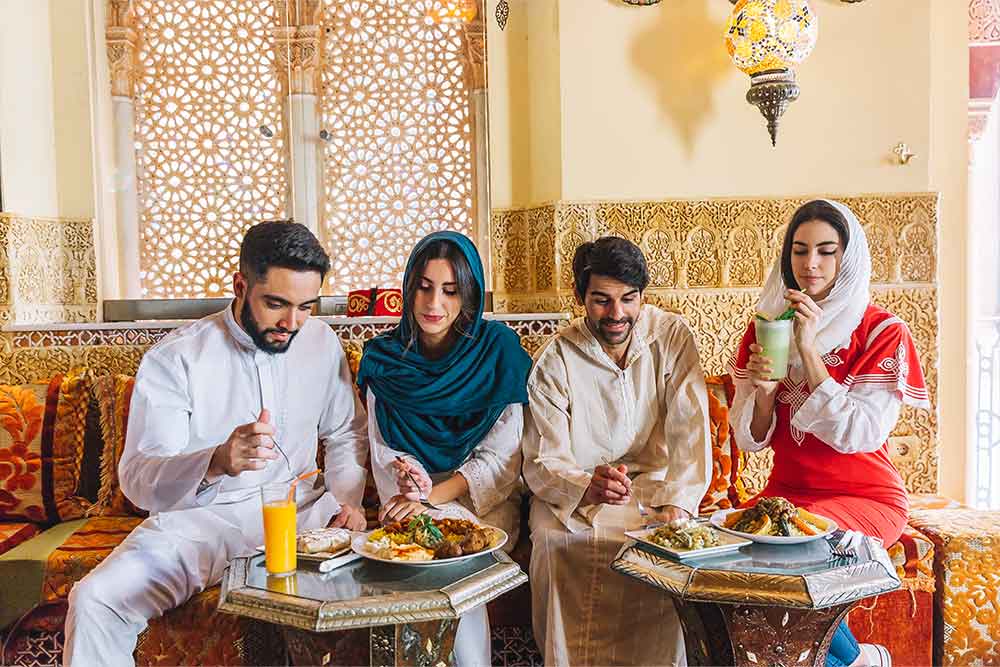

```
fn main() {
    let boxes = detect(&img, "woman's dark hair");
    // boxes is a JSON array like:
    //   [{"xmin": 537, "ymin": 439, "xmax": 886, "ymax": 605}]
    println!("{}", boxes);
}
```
[
  {"xmin": 780, "ymin": 200, "xmax": 851, "ymax": 289},
  {"xmin": 403, "ymin": 239, "xmax": 480, "ymax": 350},
  {"xmin": 239, "ymin": 220, "xmax": 331, "ymax": 284},
  {"xmin": 572, "ymin": 236, "xmax": 650, "ymax": 297}
]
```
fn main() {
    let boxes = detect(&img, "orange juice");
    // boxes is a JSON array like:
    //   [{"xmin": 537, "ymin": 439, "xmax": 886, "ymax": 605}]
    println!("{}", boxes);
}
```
[
  {"xmin": 266, "ymin": 573, "xmax": 299, "ymax": 595},
  {"xmin": 262, "ymin": 499, "xmax": 297, "ymax": 575}
]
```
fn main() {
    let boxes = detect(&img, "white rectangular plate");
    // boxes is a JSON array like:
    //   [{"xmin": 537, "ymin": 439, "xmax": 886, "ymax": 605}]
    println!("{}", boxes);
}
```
[{"xmin": 624, "ymin": 525, "xmax": 752, "ymax": 560}]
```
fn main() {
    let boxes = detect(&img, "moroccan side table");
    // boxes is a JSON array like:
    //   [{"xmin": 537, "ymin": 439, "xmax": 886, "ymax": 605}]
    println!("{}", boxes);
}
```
[
  {"xmin": 218, "ymin": 551, "xmax": 527, "ymax": 666},
  {"xmin": 610, "ymin": 535, "xmax": 900, "ymax": 667}
]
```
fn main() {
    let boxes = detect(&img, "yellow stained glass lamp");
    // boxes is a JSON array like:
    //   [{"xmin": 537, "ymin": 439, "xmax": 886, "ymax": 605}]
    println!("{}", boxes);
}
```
[
  {"xmin": 725, "ymin": 0, "xmax": 818, "ymax": 146},
  {"xmin": 428, "ymin": 0, "xmax": 478, "ymax": 24}
]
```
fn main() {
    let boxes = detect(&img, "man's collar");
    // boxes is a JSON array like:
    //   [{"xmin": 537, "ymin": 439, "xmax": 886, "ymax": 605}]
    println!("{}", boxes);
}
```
[{"xmin": 223, "ymin": 299, "xmax": 257, "ymax": 352}]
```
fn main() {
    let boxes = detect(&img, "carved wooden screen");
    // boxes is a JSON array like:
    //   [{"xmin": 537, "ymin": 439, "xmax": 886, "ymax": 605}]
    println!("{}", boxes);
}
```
[
  {"xmin": 132, "ymin": 0, "xmax": 288, "ymax": 298},
  {"xmin": 319, "ymin": 0, "xmax": 474, "ymax": 293}
]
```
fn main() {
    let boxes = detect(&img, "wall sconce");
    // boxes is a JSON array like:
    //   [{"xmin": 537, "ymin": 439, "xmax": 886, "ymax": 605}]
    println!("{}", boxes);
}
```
[
  {"xmin": 428, "ymin": 0, "xmax": 478, "ymax": 24},
  {"xmin": 893, "ymin": 142, "xmax": 916, "ymax": 165},
  {"xmin": 725, "ymin": 0, "xmax": 818, "ymax": 146}
]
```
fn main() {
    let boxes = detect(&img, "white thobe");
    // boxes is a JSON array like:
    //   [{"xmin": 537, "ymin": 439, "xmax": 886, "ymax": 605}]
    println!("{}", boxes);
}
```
[
  {"xmin": 522, "ymin": 306, "xmax": 711, "ymax": 667},
  {"xmin": 64, "ymin": 305, "xmax": 368, "ymax": 667},
  {"xmin": 368, "ymin": 393, "xmax": 524, "ymax": 666}
]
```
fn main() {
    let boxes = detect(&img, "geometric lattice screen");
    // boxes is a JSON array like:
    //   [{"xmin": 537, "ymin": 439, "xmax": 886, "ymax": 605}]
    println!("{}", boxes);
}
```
[
  {"xmin": 320, "ymin": 0, "xmax": 474, "ymax": 293},
  {"xmin": 132, "ymin": 1, "xmax": 288, "ymax": 298}
]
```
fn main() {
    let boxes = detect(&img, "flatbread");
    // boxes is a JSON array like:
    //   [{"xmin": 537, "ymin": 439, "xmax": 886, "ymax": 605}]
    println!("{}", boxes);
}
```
[{"xmin": 296, "ymin": 527, "xmax": 353, "ymax": 554}]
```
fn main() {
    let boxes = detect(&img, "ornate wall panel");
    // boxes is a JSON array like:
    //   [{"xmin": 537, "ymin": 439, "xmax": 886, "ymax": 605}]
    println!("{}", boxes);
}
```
[
  {"xmin": 0, "ymin": 215, "xmax": 98, "ymax": 326},
  {"xmin": 320, "ymin": 0, "xmax": 476, "ymax": 293},
  {"xmin": 131, "ymin": 0, "xmax": 289, "ymax": 298},
  {"xmin": 970, "ymin": 0, "xmax": 1000, "ymax": 43},
  {"xmin": 492, "ymin": 193, "xmax": 940, "ymax": 493}
]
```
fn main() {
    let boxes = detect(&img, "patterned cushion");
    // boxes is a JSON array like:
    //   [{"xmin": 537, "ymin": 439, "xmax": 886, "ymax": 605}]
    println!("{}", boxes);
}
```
[
  {"xmin": 699, "ymin": 375, "xmax": 747, "ymax": 514},
  {"xmin": 0, "ymin": 522, "xmax": 39, "ymax": 555},
  {"xmin": 908, "ymin": 508, "xmax": 1000, "ymax": 666},
  {"xmin": 908, "ymin": 492, "xmax": 969, "ymax": 512},
  {"xmin": 89, "ymin": 375, "xmax": 146, "ymax": 518},
  {"xmin": 41, "ymin": 516, "xmax": 142, "ymax": 602},
  {"xmin": 0, "ymin": 372, "xmax": 90, "ymax": 525}
]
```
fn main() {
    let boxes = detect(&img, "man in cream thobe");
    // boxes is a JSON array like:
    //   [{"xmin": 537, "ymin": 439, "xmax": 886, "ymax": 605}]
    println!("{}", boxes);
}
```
[
  {"xmin": 523, "ymin": 236, "xmax": 710, "ymax": 667},
  {"xmin": 64, "ymin": 222, "xmax": 368, "ymax": 667}
]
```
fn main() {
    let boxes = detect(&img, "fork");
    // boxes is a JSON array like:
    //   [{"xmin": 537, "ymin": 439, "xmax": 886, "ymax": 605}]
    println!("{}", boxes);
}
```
[
  {"xmin": 394, "ymin": 456, "xmax": 442, "ymax": 511},
  {"xmin": 829, "ymin": 530, "xmax": 865, "ymax": 558}
]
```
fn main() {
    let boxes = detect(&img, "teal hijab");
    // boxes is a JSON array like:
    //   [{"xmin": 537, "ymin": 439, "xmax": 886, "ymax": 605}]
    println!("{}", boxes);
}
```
[{"xmin": 356, "ymin": 231, "xmax": 531, "ymax": 474}]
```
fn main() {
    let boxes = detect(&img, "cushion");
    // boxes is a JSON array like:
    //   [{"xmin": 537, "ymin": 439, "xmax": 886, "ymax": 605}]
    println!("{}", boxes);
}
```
[
  {"xmin": 90, "ymin": 375, "xmax": 146, "ymax": 518},
  {"xmin": 699, "ymin": 375, "xmax": 748, "ymax": 515},
  {"xmin": 908, "ymin": 492, "xmax": 969, "ymax": 512},
  {"xmin": 0, "ymin": 522, "xmax": 39, "ymax": 556},
  {"xmin": 909, "ymin": 508, "xmax": 1000, "ymax": 666},
  {"xmin": 0, "ymin": 372, "xmax": 90, "ymax": 525}
]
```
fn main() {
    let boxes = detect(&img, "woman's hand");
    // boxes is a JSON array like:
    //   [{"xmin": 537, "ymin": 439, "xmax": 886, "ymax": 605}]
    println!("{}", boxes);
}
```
[
  {"xmin": 378, "ymin": 494, "xmax": 427, "ymax": 524},
  {"xmin": 785, "ymin": 289, "xmax": 823, "ymax": 354},
  {"xmin": 391, "ymin": 457, "xmax": 432, "ymax": 501},
  {"xmin": 746, "ymin": 344, "xmax": 779, "ymax": 395}
]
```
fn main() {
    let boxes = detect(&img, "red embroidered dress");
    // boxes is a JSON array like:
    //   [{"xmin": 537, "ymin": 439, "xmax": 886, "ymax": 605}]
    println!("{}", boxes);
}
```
[{"xmin": 730, "ymin": 304, "xmax": 929, "ymax": 544}]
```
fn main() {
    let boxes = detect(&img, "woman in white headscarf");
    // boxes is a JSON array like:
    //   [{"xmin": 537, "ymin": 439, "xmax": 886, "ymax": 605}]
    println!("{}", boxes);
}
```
[{"xmin": 729, "ymin": 200, "xmax": 930, "ymax": 667}]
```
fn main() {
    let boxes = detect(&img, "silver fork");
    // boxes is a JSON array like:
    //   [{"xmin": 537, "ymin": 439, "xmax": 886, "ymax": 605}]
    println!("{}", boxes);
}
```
[
  {"xmin": 829, "ymin": 530, "xmax": 864, "ymax": 558},
  {"xmin": 395, "ymin": 456, "xmax": 442, "ymax": 511}
]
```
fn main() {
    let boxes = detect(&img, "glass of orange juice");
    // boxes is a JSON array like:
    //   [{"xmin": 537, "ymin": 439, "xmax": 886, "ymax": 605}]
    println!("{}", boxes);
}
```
[{"xmin": 261, "ymin": 482, "xmax": 296, "ymax": 576}]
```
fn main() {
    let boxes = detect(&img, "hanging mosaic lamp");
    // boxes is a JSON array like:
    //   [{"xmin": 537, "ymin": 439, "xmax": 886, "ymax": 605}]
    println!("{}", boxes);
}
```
[
  {"xmin": 725, "ymin": 0, "xmax": 818, "ymax": 146},
  {"xmin": 428, "ymin": 0, "xmax": 478, "ymax": 24}
]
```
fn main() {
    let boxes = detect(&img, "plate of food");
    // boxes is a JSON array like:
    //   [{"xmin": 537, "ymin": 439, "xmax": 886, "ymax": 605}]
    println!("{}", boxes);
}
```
[
  {"xmin": 256, "ymin": 527, "xmax": 354, "ymax": 563},
  {"xmin": 625, "ymin": 518, "xmax": 751, "ymax": 560},
  {"xmin": 710, "ymin": 497, "xmax": 838, "ymax": 545},
  {"xmin": 353, "ymin": 514, "xmax": 507, "ymax": 566}
]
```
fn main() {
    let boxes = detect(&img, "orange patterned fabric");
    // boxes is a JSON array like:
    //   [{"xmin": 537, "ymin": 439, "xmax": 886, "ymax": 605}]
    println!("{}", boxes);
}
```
[
  {"xmin": 887, "ymin": 524, "xmax": 935, "ymax": 591},
  {"xmin": 699, "ymin": 375, "xmax": 747, "ymax": 514},
  {"xmin": 90, "ymin": 375, "xmax": 146, "ymax": 518},
  {"xmin": 908, "ymin": 492, "xmax": 970, "ymax": 512},
  {"xmin": 0, "ymin": 372, "xmax": 90, "ymax": 525},
  {"xmin": 40, "ymin": 516, "xmax": 142, "ymax": 602},
  {"xmin": 136, "ymin": 585, "xmax": 284, "ymax": 667},
  {"xmin": 909, "ymin": 508, "xmax": 1000, "ymax": 666},
  {"xmin": 0, "ymin": 521, "xmax": 39, "ymax": 554}
]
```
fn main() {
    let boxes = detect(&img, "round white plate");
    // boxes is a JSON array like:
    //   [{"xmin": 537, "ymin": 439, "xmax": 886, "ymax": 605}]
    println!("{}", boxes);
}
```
[
  {"xmin": 709, "ymin": 508, "xmax": 838, "ymax": 545},
  {"xmin": 351, "ymin": 525, "xmax": 508, "ymax": 567}
]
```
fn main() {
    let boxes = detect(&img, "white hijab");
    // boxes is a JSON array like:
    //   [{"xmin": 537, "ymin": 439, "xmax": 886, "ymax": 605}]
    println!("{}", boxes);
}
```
[{"xmin": 756, "ymin": 199, "xmax": 872, "ymax": 368}]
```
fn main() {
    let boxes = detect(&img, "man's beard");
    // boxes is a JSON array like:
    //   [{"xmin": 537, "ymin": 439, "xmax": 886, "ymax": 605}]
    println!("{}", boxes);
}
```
[
  {"xmin": 240, "ymin": 300, "xmax": 298, "ymax": 354},
  {"xmin": 593, "ymin": 316, "xmax": 635, "ymax": 346}
]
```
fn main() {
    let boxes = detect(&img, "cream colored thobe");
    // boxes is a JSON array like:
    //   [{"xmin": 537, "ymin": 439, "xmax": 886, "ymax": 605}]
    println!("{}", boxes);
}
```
[
  {"xmin": 368, "ymin": 393, "xmax": 524, "ymax": 666},
  {"xmin": 522, "ymin": 306, "xmax": 711, "ymax": 667},
  {"xmin": 64, "ymin": 305, "xmax": 368, "ymax": 667}
]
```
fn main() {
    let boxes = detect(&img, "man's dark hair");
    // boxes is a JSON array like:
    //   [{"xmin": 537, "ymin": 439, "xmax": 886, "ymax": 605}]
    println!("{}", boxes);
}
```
[
  {"xmin": 238, "ymin": 220, "xmax": 330, "ymax": 284},
  {"xmin": 572, "ymin": 236, "xmax": 650, "ymax": 297},
  {"xmin": 780, "ymin": 200, "xmax": 850, "ymax": 290}
]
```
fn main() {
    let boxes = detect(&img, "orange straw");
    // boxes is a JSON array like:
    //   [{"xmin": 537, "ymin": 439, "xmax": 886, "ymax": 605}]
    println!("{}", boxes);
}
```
[{"xmin": 287, "ymin": 469, "xmax": 321, "ymax": 503}]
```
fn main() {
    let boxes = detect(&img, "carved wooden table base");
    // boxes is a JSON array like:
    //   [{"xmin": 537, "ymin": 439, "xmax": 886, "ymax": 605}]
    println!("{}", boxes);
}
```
[
  {"xmin": 283, "ymin": 619, "xmax": 459, "ymax": 667},
  {"xmin": 674, "ymin": 598, "xmax": 855, "ymax": 667}
]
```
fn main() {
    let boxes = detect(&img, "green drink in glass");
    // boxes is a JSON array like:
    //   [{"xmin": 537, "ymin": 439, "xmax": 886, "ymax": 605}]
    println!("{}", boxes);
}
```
[{"xmin": 754, "ymin": 312, "xmax": 794, "ymax": 380}]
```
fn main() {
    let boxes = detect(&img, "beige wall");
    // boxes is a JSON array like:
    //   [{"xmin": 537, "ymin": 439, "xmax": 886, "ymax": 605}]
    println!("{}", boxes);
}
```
[
  {"xmin": 488, "ymin": 0, "xmax": 970, "ymax": 501},
  {"xmin": 0, "ymin": 0, "xmax": 94, "ymax": 219}
]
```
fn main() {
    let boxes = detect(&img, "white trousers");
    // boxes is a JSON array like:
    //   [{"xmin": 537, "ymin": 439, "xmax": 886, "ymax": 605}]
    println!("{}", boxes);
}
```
[{"xmin": 63, "ymin": 492, "xmax": 338, "ymax": 667}]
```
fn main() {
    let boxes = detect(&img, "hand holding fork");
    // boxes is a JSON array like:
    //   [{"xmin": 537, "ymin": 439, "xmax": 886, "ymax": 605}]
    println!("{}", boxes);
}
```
[{"xmin": 392, "ymin": 456, "xmax": 441, "ymax": 511}]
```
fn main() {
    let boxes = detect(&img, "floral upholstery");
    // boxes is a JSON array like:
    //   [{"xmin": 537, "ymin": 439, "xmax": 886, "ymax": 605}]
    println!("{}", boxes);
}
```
[
  {"xmin": 89, "ymin": 375, "xmax": 145, "ymax": 518},
  {"xmin": 0, "ymin": 372, "xmax": 90, "ymax": 525},
  {"xmin": 700, "ymin": 375, "xmax": 748, "ymax": 514},
  {"xmin": 908, "ymin": 508, "xmax": 1000, "ymax": 666},
  {"xmin": 40, "ymin": 516, "xmax": 142, "ymax": 602},
  {"xmin": 0, "ymin": 522, "xmax": 39, "ymax": 555}
]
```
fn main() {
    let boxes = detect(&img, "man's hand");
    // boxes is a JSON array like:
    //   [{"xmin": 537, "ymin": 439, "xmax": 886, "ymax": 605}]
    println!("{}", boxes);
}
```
[
  {"xmin": 378, "ymin": 494, "xmax": 427, "ymax": 524},
  {"xmin": 206, "ymin": 409, "xmax": 277, "ymax": 481},
  {"xmin": 647, "ymin": 504, "xmax": 691, "ymax": 525},
  {"xmin": 582, "ymin": 464, "xmax": 632, "ymax": 506},
  {"xmin": 328, "ymin": 504, "xmax": 367, "ymax": 531}
]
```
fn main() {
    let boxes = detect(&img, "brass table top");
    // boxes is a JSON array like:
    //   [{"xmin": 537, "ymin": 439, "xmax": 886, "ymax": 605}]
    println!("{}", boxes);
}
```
[
  {"xmin": 218, "ymin": 551, "xmax": 527, "ymax": 632},
  {"xmin": 610, "ymin": 533, "xmax": 900, "ymax": 609}
]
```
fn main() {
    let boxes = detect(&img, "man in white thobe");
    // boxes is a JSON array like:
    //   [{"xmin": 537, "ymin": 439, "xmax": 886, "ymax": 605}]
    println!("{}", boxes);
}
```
[
  {"xmin": 523, "ymin": 236, "xmax": 711, "ymax": 667},
  {"xmin": 64, "ymin": 222, "xmax": 369, "ymax": 667}
]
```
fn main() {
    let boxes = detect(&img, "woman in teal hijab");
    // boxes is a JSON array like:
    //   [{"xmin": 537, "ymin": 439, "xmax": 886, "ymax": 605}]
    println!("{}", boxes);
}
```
[{"xmin": 357, "ymin": 231, "xmax": 531, "ymax": 667}]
